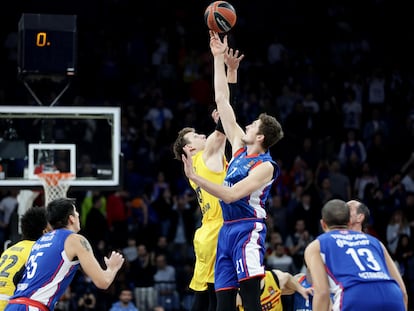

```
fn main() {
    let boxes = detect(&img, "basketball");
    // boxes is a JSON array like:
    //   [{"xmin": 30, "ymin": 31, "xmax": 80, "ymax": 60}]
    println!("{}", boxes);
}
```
[{"xmin": 204, "ymin": 1, "xmax": 237, "ymax": 33}]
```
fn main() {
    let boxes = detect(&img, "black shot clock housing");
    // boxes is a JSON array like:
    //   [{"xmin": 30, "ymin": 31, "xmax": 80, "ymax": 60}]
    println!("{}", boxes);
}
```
[{"xmin": 18, "ymin": 13, "xmax": 77, "ymax": 81}]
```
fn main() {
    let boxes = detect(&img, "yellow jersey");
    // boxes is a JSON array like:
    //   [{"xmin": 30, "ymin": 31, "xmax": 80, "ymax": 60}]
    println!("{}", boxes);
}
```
[
  {"xmin": 189, "ymin": 151, "xmax": 226, "ymax": 223},
  {"xmin": 0, "ymin": 240, "xmax": 35, "ymax": 310},
  {"xmin": 238, "ymin": 270, "xmax": 283, "ymax": 311},
  {"xmin": 189, "ymin": 151, "xmax": 226, "ymax": 291}
]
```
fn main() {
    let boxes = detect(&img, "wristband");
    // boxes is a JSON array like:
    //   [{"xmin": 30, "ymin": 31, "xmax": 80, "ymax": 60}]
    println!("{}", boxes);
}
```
[{"xmin": 215, "ymin": 118, "xmax": 225, "ymax": 134}]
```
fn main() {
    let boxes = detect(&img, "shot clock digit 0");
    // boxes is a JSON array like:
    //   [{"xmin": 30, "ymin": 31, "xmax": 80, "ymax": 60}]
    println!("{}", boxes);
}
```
[{"xmin": 17, "ymin": 14, "xmax": 77, "ymax": 80}]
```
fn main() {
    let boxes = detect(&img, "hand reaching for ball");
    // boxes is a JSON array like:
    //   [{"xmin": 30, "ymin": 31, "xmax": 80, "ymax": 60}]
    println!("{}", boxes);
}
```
[{"xmin": 209, "ymin": 31, "xmax": 228, "ymax": 56}]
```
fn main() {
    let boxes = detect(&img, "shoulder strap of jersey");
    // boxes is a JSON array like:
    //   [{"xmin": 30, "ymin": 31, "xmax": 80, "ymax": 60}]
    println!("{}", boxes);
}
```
[{"xmin": 269, "ymin": 269, "xmax": 280, "ymax": 289}]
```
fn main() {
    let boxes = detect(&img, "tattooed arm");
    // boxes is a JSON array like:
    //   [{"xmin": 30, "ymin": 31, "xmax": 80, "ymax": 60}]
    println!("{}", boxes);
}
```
[{"xmin": 65, "ymin": 233, "xmax": 124, "ymax": 289}]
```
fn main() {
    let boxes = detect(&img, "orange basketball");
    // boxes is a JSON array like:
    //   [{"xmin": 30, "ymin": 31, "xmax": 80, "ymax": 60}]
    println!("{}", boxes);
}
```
[{"xmin": 204, "ymin": 1, "xmax": 237, "ymax": 33}]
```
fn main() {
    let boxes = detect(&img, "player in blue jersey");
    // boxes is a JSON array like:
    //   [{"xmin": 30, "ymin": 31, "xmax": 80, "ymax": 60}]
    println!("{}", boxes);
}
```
[
  {"xmin": 304, "ymin": 199, "xmax": 408, "ymax": 311},
  {"xmin": 292, "ymin": 271, "xmax": 313, "ymax": 311},
  {"xmin": 5, "ymin": 197, "xmax": 125, "ymax": 311},
  {"xmin": 182, "ymin": 31, "xmax": 284, "ymax": 311},
  {"xmin": 173, "ymin": 48, "xmax": 243, "ymax": 311}
]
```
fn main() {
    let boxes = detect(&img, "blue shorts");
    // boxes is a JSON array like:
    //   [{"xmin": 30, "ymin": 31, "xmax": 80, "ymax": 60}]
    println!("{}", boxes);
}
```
[
  {"xmin": 214, "ymin": 219, "xmax": 266, "ymax": 291},
  {"xmin": 337, "ymin": 282, "xmax": 405, "ymax": 311}
]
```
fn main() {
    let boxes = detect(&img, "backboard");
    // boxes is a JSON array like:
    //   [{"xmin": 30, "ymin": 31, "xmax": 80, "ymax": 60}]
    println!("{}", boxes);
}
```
[{"xmin": 0, "ymin": 106, "xmax": 121, "ymax": 189}]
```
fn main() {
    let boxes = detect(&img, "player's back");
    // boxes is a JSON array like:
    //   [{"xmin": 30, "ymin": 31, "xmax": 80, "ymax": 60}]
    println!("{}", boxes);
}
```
[
  {"xmin": 318, "ymin": 229, "xmax": 405, "ymax": 311},
  {"xmin": 8, "ymin": 229, "xmax": 80, "ymax": 310},
  {"xmin": 0, "ymin": 240, "xmax": 35, "ymax": 309}
]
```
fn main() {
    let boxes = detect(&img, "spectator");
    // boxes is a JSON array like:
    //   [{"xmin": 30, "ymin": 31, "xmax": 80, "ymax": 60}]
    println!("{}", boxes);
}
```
[
  {"xmin": 109, "ymin": 287, "xmax": 139, "ymax": 311},
  {"xmin": 266, "ymin": 243, "xmax": 296, "ymax": 274},
  {"xmin": 328, "ymin": 159, "xmax": 351, "ymax": 201},
  {"xmin": 394, "ymin": 234, "xmax": 414, "ymax": 311},
  {"xmin": 353, "ymin": 161, "xmax": 379, "ymax": 200},
  {"xmin": 144, "ymin": 97, "xmax": 173, "ymax": 134},
  {"xmin": 130, "ymin": 244, "xmax": 157, "ymax": 311},
  {"xmin": 341, "ymin": 88, "xmax": 362, "ymax": 135},
  {"xmin": 402, "ymin": 165, "xmax": 414, "ymax": 193},
  {"xmin": 0, "ymin": 190, "xmax": 18, "ymax": 248},
  {"xmin": 338, "ymin": 129, "xmax": 367, "ymax": 169},
  {"xmin": 366, "ymin": 132, "xmax": 390, "ymax": 181},
  {"xmin": 106, "ymin": 190, "xmax": 130, "ymax": 249},
  {"xmin": 291, "ymin": 193, "xmax": 319, "ymax": 237},
  {"xmin": 168, "ymin": 193, "xmax": 195, "ymax": 265},
  {"xmin": 285, "ymin": 219, "xmax": 315, "ymax": 271},
  {"xmin": 362, "ymin": 107, "xmax": 390, "ymax": 148},
  {"xmin": 153, "ymin": 254, "xmax": 180, "ymax": 311},
  {"xmin": 314, "ymin": 98, "xmax": 343, "ymax": 159},
  {"xmin": 83, "ymin": 194, "xmax": 109, "ymax": 251},
  {"xmin": 267, "ymin": 195, "xmax": 289, "ymax": 240},
  {"xmin": 386, "ymin": 209, "xmax": 411, "ymax": 256}
]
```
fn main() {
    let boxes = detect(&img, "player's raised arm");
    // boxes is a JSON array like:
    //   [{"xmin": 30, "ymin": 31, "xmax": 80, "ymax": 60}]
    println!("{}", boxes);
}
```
[
  {"xmin": 210, "ymin": 31, "xmax": 245, "ymax": 154},
  {"xmin": 202, "ymin": 109, "xmax": 227, "ymax": 164}
]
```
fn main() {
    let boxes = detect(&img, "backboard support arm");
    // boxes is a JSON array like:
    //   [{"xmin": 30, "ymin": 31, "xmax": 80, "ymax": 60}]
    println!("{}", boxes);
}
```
[{"xmin": 22, "ymin": 80, "xmax": 71, "ymax": 106}]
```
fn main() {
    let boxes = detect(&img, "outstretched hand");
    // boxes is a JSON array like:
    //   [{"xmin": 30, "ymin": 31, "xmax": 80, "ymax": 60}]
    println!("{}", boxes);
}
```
[
  {"xmin": 104, "ymin": 251, "xmax": 125, "ymax": 272},
  {"xmin": 225, "ymin": 48, "xmax": 244, "ymax": 71},
  {"xmin": 209, "ymin": 30, "xmax": 227, "ymax": 56}
]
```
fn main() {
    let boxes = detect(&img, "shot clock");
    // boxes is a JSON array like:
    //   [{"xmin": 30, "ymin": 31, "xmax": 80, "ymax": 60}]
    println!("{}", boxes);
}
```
[{"xmin": 18, "ymin": 14, "xmax": 77, "ymax": 80}]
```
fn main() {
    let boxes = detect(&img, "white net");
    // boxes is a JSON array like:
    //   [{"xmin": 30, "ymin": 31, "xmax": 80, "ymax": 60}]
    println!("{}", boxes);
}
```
[{"xmin": 36, "ymin": 173, "xmax": 75, "ymax": 206}]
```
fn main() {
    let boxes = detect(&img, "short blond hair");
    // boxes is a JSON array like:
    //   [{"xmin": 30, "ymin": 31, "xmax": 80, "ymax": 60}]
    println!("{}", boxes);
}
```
[{"xmin": 172, "ymin": 127, "xmax": 194, "ymax": 160}]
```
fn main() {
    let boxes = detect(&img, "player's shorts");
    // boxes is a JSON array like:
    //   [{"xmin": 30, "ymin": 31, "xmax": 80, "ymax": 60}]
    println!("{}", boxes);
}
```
[
  {"xmin": 214, "ymin": 219, "xmax": 266, "ymax": 291},
  {"xmin": 335, "ymin": 281, "xmax": 405, "ymax": 311},
  {"xmin": 190, "ymin": 219, "xmax": 222, "ymax": 291}
]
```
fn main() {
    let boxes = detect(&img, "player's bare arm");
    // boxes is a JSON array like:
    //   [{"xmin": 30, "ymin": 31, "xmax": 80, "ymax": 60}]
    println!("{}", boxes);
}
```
[
  {"xmin": 304, "ymin": 241, "xmax": 330, "ymax": 311},
  {"xmin": 203, "ymin": 109, "xmax": 226, "ymax": 171},
  {"xmin": 210, "ymin": 31, "xmax": 244, "ymax": 152},
  {"xmin": 380, "ymin": 242, "xmax": 408, "ymax": 309},
  {"xmin": 65, "ymin": 233, "xmax": 124, "ymax": 290},
  {"xmin": 79, "ymin": 236, "xmax": 92, "ymax": 252},
  {"xmin": 183, "ymin": 146, "xmax": 273, "ymax": 203},
  {"xmin": 273, "ymin": 270, "xmax": 311, "ymax": 299}
]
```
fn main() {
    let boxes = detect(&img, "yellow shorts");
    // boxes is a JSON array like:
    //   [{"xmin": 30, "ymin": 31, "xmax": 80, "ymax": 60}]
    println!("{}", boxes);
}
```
[
  {"xmin": 189, "ymin": 220, "xmax": 222, "ymax": 291},
  {"xmin": 0, "ymin": 299, "xmax": 8, "ymax": 311}
]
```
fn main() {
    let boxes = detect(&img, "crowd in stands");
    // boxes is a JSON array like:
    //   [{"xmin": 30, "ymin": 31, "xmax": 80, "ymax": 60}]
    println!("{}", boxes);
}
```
[{"xmin": 1, "ymin": 0, "xmax": 414, "ymax": 310}]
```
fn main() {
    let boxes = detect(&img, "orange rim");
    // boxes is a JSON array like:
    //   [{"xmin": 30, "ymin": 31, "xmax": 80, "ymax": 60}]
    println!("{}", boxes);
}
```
[{"xmin": 36, "ymin": 173, "xmax": 75, "ymax": 186}]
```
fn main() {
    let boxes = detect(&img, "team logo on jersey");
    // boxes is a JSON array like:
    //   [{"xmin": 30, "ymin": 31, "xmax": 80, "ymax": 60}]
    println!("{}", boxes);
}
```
[{"xmin": 244, "ymin": 160, "xmax": 255, "ymax": 170}]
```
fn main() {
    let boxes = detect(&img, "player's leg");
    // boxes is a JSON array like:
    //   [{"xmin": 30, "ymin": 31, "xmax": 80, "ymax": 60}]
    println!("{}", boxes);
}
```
[
  {"xmin": 191, "ymin": 290, "xmax": 209, "ymax": 311},
  {"xmin": 239, "ymin": 277, "xmax": 262, "ymax": 311},
  {"xmin": 216, "ymin": 289, "xmax": 238, "ymax": 311},
  {"xmin": 207, "ymin": 282, "xmax": 217, "ymax": 311},
  {"xmin": 233, "ymin": 221, "xmax": 266, "ymax": 311}
]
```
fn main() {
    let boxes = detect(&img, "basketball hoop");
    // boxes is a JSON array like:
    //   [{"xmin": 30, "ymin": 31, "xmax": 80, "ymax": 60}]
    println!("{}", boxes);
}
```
[{"xmin": 36, "ymin": 172, "xmax": 75, "ymax": 206}]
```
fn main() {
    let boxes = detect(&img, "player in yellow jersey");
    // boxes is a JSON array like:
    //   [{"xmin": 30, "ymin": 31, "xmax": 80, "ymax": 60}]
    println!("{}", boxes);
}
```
[
  {"xmin": 0, "ymin": 206, "xmax": 49, "ymax": 310},
  {"xmin": 236, "ymin": 269, "xmax": 312, "ymax": 311},
  {"xmin": 173, "ymin": 50, "xmax": 243, "ymax": 311}
]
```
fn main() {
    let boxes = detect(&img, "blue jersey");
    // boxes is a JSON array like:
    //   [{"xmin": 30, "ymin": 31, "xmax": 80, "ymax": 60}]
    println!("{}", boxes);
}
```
[
  {"xmin": 6, "ymin": 229, "xmax": 80, "ymax": 311},
  {"xmin": 293, "ymin": 275, "xmax": 312, "ymax": 311},
  {"xmin": 318, "ymin": 229, "xmax": 405, "ymax": 311},
  {"xmin": 221, "ymin": 147, "xmax": 279, "ymax": 221}
]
